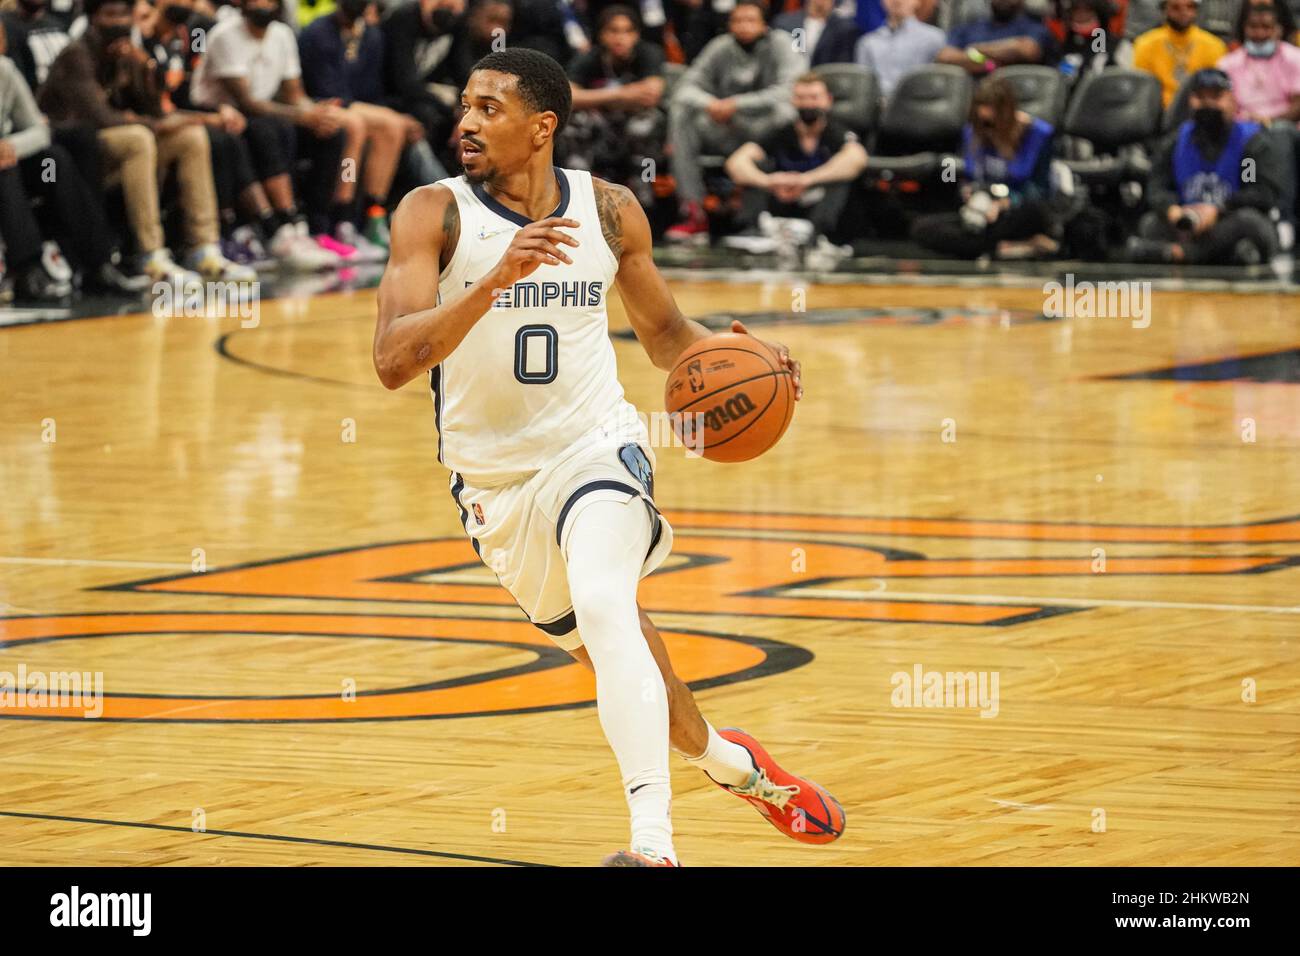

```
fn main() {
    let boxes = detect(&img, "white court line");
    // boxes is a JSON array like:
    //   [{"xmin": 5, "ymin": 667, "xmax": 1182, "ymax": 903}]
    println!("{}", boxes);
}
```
[
  {"xmin": 0, "ymin": 556, "xmax": 192, "ymax": 570},
  {"xmin": 989, "ymin": 799, "xmax": 1054, "ymax": 811},
  {"xmin": 797, "ymin": 588, "xmax": 1300, "ymax": 615}
]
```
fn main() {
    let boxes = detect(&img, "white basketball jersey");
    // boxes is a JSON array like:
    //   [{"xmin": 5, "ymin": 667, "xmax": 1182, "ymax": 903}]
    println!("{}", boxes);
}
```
[{"xmin": 431, "ymin": 167, "xmax": 633, "ymax": 485}]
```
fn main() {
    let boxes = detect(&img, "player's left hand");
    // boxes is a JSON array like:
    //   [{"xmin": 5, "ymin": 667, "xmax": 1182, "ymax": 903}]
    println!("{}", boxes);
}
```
[{"xmin": 731, "ymin": 319, "xmax": 802, "ymax": 400}]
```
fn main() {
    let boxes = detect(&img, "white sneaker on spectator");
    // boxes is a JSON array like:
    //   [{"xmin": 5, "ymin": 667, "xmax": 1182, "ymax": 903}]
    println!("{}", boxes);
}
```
[
  {"xmin": 722, "ymin": 232, "xmax": 780, "ymax": 254},
  {"xmin": 42, "ymin": 240, "xmax": 74, "ymax": 284},
  {"xmin": 139, "ymin": 248, "xmax": 202, "ymax": 287},
  {"xmin": 335, "ymin": 222, "xmax": 388, "ymax": 263},
  {"xmin": 186, "ymin": 243, "xmax": 258, "ymax": 282},
  {"xmin": 270, "ymin": 222, "xmax": 339, "ymax": 271},
  {"xmin": 1278, "ymin": 221, "xmax": 1294, "ymax": 252},
  {"xmin": 804, "ymin": 235, "xmax": 854, "ymax": 270}
]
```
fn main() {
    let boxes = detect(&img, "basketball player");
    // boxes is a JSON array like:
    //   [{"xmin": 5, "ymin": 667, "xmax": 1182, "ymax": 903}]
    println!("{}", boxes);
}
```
[{"xmin": 374, "ymin": 48, "xmax": 844, "ymax": 866}]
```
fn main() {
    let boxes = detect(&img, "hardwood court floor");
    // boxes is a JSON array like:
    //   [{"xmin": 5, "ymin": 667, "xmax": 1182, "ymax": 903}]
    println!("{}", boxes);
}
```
[{"xmin": 1, "ymin": 275, "xmax": 1298, "ymax": 866}]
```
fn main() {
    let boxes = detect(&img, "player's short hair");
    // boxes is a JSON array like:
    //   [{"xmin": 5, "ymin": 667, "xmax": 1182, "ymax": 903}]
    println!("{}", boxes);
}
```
[
  {"xmin": 734, "ymin": 0, "xmax": 770, "ymax": 21},
  {"xmin": 794, "ymin": 71, "xmax": 828, "ymax": 88},
  {"xmin": 470, "ymin": 48, "xmax": 573, "ymax": 134}
]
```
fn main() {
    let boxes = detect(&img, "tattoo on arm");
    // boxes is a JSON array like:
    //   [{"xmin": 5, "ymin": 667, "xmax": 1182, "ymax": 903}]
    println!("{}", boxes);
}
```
[
  {"xmin": 440, "ymin": 193, "xmax": 460, "ymax": 271},
  {"xmin": 594, "ymin": 179, "xmax": 632, "ymax": 261}
]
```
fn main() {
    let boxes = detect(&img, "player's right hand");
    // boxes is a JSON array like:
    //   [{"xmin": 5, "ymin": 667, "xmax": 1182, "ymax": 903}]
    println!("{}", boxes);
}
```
[{"xmin": 492, "ymin": 217, "xmax": 580, "ymax": 286}]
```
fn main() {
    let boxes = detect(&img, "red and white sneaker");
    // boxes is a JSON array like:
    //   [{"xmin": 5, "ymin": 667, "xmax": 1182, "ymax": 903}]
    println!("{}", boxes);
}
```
[
  {"xmin": 665, "ymin": 202, "xmax": 709, "ymax": 244},
  {"xmin": 709, "ymin": 728, "xmax": 845, "ymax": 845},
  {"xmin": 600, "ymin": 849, "xmax": 678, "ymax": 867}
]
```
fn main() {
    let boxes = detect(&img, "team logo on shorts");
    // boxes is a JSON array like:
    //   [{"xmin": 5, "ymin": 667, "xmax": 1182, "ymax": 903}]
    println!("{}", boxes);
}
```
[{"xmin": 472, "ymin": 503, "xmax": 485, "ymax": 525}]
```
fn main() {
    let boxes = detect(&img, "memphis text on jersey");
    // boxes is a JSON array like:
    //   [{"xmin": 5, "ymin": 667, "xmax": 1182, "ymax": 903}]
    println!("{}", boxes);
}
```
[{"xmin": 467, "ymin": 277, "xmax": 606, "ymax": 309}]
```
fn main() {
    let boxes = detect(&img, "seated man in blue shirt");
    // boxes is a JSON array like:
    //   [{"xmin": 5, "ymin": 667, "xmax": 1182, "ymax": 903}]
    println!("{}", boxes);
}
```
[
  {"xmin": 300, "ymin": 0, "xmax": 428, "ymax": 257},
  {"xmin": 1127, "ymin": 67, "xmax": 1281, "ymax": 265},
  {"xmin": 856, "ymin": 0, "xmax": 947, "ymax": 99},
  {"xmin": 936, "ymin": 0, "xmax": 1059, "ymax": 75}
]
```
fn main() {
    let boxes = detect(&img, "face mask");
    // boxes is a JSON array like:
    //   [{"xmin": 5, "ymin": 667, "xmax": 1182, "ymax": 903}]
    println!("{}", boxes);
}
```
[
  {"xmin": 245, "ymin": 6, "xmax": 279, "ymax": 28},
  {"xmin": 1244, "ymin": 39, "xmax": 1277, "ymax": 58},
  {"xmin": 164, "ymin": 6, "xmax": 191, "ymax": 24},
  {"xmin": 430, "ymin": 6, "xmax": 458, "ymax": 31},
  {"xmin": 339, "ymin": 0, "xmax": 367, "ymax": 20},
  {"xmin": 96, "ymin": 23, "xmax": 133, "ymax": 45},
  {"xmin": 797, "ymin": 107, "xmax": 825, "ymax": 124},
  {"xmin": 1192, "ymin": 105, "xmax": 1228, "ymax": 140}
]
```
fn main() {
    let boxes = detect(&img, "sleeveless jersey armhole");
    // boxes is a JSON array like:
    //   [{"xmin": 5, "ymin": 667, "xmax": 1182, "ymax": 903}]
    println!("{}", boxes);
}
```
[
  {"xmin": 438, "ymin": 182, "xmax": 471, "ymax": 284},
  {"xmin": 586, "ymin": 171, "xmax": 623, "ymax": 277}
]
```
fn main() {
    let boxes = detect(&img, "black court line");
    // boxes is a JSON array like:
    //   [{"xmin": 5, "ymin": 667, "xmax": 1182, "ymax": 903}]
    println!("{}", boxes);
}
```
[{"xmin": 0, "ymin": 809, "xmax": 547, "ymax": 867}]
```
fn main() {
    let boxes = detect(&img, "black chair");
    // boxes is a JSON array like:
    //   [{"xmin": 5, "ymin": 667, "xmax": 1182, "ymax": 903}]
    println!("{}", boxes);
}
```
[
  {"xmin": 1060, "ymin": 69, "xmax": 1163, "ymax": 189},
  {"xmin": 813, "ymin": 63, "xmax": 881, "ymax": 139},
  {"xmin": 998, "ymin": 65, "xmax": 1068, "ymax": 127},
  {"xmin": 865, "ymin": 65, "xmax": 973, "ymax": 181}
]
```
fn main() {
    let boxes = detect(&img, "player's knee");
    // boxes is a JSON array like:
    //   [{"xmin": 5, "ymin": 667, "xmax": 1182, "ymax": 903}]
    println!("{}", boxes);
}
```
[{"xmin": 569, "ymin": 576, "xmax": 633, "ymax": 633}]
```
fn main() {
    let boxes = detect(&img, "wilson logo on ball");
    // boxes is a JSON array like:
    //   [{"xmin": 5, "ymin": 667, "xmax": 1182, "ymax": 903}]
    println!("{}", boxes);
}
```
[{"xmin": 703, "ymin": 392, "xmax": 757, "ymax": 432}]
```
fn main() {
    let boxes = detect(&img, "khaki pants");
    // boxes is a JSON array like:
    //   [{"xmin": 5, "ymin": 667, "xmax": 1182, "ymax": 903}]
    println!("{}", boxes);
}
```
[{"xmin": 97, "ymin": 123, "xmax": 219, "ymax": 255}]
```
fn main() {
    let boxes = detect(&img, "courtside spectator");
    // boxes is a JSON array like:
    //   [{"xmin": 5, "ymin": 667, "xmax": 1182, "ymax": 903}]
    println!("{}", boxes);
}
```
[
  {"xmin": 139, "ymin": 0, "xmax": 287, "ymax": 266},
  {"xmin": 39, "ymin": 0, "xmax": 255, "ymax": 283},
  {"xmin": 1219, "ymin": 3, "xmax": 1300, "ymax": 122},
  {"xmin": 1128, "ymin": 67, "xmax": 1281, "ymax": 263},
  {"xmin": 724, "ymin": 71, "xmax": 868, "ymax": 245},
  {"xmin": 380, "ymin": 0, "xmax": 463, "ymax": 165},
  {"xmin": 1231, "ymin": 0, "xmax": 1300, "ymax": 45},
  {"xmin": 1218, "ymin": 2, "xmax": 1300, "ymax": 235},
  {"xmin": 562, "ymin": 4, "xmax": 667, "ymax": 205},
  {"xmin": 911, "ymin": 75, "xmax": 1061, "ymax": 257},
  {"xmin": 191, "ymin": 0, "xmax": 351, "ymax": 268},
  {"xmin": 1, "ymin": 3, "xmax": 38, "ymax": 89},
  {"xmin": 855, "ymin": 0, "xmax": 947, "ymax": 98},
  {"xmin": 2, "ymin": 16, "xmax": 151, "ymax": 296},
  {"xmin": 11, "ymin": 0, "xmax": 71, "ymax": 85},
  {"xmin": 938, "ymin": 0, "xmax": 1059, "ymax": 75},
  {"xmin": 299, "ymin": 0, "xmax": 426, "ymax": 259},
  {"xmin": 430, "ymin": 0, "xmax": 513, "ymax": 91},
  {"xmin": 1, "ymin": 16, "xmax": 68, "ymax": 300},
  {"xmin": 1133, "ymin": 0, "xmax": 1225, "ymax": 106},
  {"xmin": 774, "ymin": 0, "xmax": 862, "ymax": 67},
  {"xmin": 665, "ymin": 0, "xmax": 802, "ymax": 241},
  {"xmin": 1058, "ymin": 0, "xmax": 1133, "ymax": 73}
]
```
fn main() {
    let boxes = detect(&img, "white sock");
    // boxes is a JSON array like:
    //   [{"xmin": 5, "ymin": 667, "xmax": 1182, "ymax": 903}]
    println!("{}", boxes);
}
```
[
  {"xmin": 679, "ymin": 722, "xmax": 755, "ymax": 788},
  {"xmin": 565, "ymin": 496, "xmax": 675, "ymax": 863}
]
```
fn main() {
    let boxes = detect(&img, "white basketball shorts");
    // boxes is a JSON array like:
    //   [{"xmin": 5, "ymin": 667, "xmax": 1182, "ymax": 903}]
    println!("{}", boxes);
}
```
[{"xmin": 447, "ymin": 419, "xmax": 674, "ymax": 650}]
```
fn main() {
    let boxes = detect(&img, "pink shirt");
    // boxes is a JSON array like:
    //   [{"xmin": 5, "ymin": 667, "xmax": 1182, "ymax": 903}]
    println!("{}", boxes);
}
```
[{"xmin": 1219, "ymin": 44, "xmax": 1300, "ymax": 120}]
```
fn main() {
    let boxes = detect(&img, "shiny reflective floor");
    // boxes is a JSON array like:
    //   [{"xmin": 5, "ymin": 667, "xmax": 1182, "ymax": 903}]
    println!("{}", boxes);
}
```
[{"xmin": 1, "ymin": 277, "xmax": 1298, "ymax": 866}]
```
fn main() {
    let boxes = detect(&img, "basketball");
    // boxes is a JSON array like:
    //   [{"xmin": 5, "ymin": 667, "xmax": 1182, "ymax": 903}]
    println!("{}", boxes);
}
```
[{"xmin": 664, "ymin": 333, "xmax": 795, "ymax": 462}]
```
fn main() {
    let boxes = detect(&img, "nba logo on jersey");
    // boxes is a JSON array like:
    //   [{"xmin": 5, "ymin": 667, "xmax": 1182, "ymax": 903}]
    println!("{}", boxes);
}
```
[{"xmin": 472, "ymin": 503, "xmax": 485, "ymax": 525}]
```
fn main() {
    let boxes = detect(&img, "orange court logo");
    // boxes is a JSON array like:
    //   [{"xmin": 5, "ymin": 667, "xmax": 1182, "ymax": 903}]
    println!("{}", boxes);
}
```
[{"xmin": 2, "ymin": 510, "xmax": 1296, "ymax": 722}]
